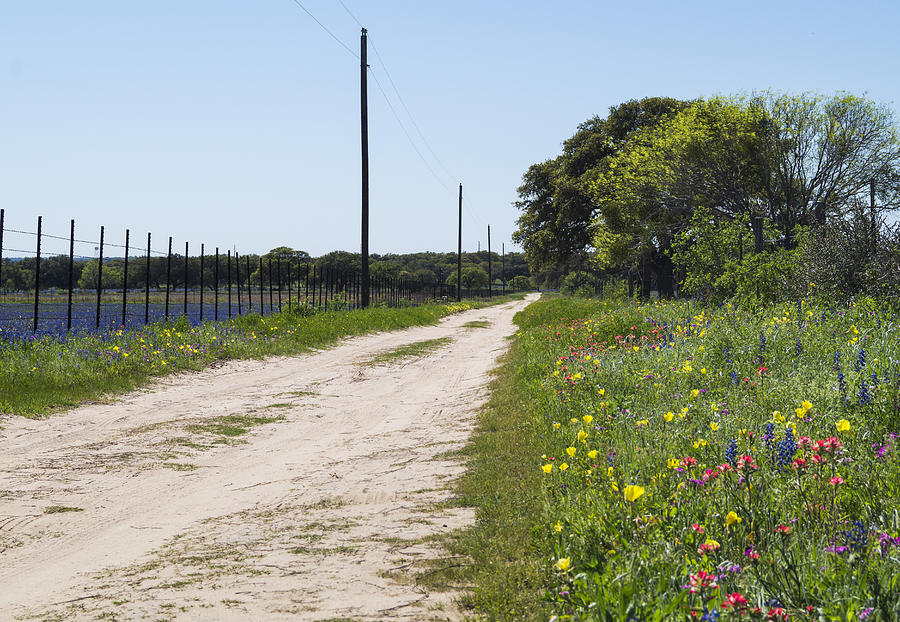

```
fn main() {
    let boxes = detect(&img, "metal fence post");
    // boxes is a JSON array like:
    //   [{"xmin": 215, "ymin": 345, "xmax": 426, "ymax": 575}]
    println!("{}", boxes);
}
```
[
  {"xmin": 305, "ymin": 263, "xmax": 310, "ymax": 303},
  {"xmin": 68, "ymin": 220, "xmax": 75, "ymax": 330},
  {"xmin": 96, "ymin": 226, "xmax": 104, "ymax": 329},
  {"xmin": 33, "ymin": 216, "xmax": 41, "ymax": 333},
  {"xmin": 183, "ymin": 241, "xmax": 189, "ymax": 318},
  {"xmin": 227, "ymin": 250, "xmax": 232, "ymax": 319},
  {"xmin": 200, "ymin": 244, "xmax": 205, "ymax": 322},
  {"xmin": 246, "ymin": 254, "xmax": 252, "ymax": 313},
  {"xmin": 122, "ymin": 229, "xmax": 129, "ymax": 327},
  {"xmin": 214, "ymin": 248, "xmax": 219, "ymax": 321},
  {"xmin": 165, "ymin": 236, "xmax": 172, "ymax": 322},
  {"xmin": 287, "ymin": 262, "xmax": 292, "ymax": 312},
  {"xmin": 259, "ymin": 256, "xmax": 265, "ymax": 315},
  {"xmin": 236, "ymin": 252, "xmax": 242, "ymax": 316},
  {"xmin": 277, "ymin": 258, "xmax": 282, "ymax": 312},
  {"xmin": 144, "ymin": 232, "xmax": 151, "ymax": 325},
  {"xmin": 268, "ymin": 258, "xmax": 273, "ymax": 313}
]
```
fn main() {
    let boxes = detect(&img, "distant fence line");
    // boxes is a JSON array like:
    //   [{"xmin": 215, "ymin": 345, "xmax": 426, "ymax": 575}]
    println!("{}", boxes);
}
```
[{"xmin": 0, "ymin": 210, "xmax": 510, "ymax": 339}]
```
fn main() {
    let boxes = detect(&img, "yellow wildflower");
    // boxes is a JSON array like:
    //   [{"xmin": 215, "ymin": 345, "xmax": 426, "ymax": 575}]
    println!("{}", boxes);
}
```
[{"xmin": 624, "ymin": 485, "xmax": 645, "ymax": 503}]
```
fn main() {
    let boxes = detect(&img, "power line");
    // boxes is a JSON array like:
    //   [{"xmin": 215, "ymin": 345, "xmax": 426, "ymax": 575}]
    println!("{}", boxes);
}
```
[
  {"xmin": 288, "ymin": 0, "xmax": 359, "ymax": 60},
  {"xmin": 368, "ymin": 35, "xmax": 458, "ymax": 187},
  {"xmin": 367, "ymin": 67, "xmax": 452, "ymax": 194},
  {"xmin": 335, "ymin": 0, "xmax": 363, "ymax": 29}
]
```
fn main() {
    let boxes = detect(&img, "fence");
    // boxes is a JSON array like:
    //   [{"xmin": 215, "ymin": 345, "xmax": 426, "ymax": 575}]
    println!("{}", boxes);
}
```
[{"xmin": 0, "ymin": 210, "xmax": 509, "ymax": 340}]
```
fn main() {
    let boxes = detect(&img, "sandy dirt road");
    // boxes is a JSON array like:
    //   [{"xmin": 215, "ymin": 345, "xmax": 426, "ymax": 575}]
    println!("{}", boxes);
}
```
[{"xmin": 0, "ymin": 295, "xmax": 536, "ymax": 621}]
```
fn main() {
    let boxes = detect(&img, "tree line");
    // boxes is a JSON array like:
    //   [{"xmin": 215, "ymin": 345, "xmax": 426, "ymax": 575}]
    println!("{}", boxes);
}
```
[
  {"xmin": 514, "ymin": 92, "xmax": 900, "ymax": 300},
  {"xmin": 0, "ymin": 248, "xmax": 531, "ymax": 292}
]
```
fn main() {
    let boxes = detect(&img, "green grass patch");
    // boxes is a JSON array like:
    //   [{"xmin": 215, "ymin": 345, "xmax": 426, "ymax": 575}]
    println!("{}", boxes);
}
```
[
  {"xmin": 427, "ymin": 336, "xmax": 551, "ymax": 620},
  {"xmin": 0, "ymin": 300, "xmax": 485, "ymax": 417},
  {"xmin": 462, "ymin": 320, "xmax": 491, "ymax": 329},
  {"xmin": 362, "ymin": 337, "xmax": 453, "ymax": 366},
  {"xmin": 44, "ymin": 505, "xmax": 84, "ymax": 514},
  {"xmin": 187, "ymin": 414, "xmax": 283, "ymax": 438}
]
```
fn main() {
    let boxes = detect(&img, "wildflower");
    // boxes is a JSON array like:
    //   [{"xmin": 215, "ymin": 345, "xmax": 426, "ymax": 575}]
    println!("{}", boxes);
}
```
[
  {"xmin": 857, "ymin": 381, "xmax": 872, "ymax": 405},
  {"xmin": 582, "ymin": 414, "xmax": 593, "ymax": 424},
  {"xmin": 698, "ymin": 538, "xmax": 721, "ymax": 555},
  {"xmin": 776, "ymin": 427, "xmax": 797, "ymax": 469},
  {"xmin": 720, "ymin": 592, "xmax": 749, "ymax": 610},
  {"xmin": 555, "ymin": 557, "xmax": 571, "ymax": 572},
  {"xmin": 725, "ymin": 439, "xmax": 738, "ymax": 467},
  {"xmin": 664, "ymin": 411, "xmax": 674, "ymax": 422},
  {"xmin": 686, "ymin": 570, "xmax": 719, "ymax": 593},
  {"xmin": 829, "ymin": 476, "xmax": 844, "ymax": 486},
  {"xmin": 725, "ymin": 511, "xmax": 742, "ymax": 528},
  {"xmin": 553, "ymin": 522, "xmax": 563, "ymax": 532},
  {"xmin": 587, "ymin": 449, "xmax": 597, "ymax": 459},
  {"xmin": 577, "ymin": 430, "xmax": 588, "ymax": 443},
  {"xmin": 566, "ymin": 446, "xmax": 576, "ymax": 458},
  {"xmin": 840, "ymin": 520, "xmax": 868, "ymax": 552},
  {"xmin": 744, "ymin": 546, "xmax": 759, "ymax": 560},
  {"xmin": 559, "ymin": 463, "xmax": 568, "ymax": 471},
  {"xmin": 691, "ymin": 523, "xmax": 705, "ymax": 533},
  {"xmin": 541, "ymin": 464, "xmax": 553, "ymax": 474},
  {"xmin": 836, "ymin": 419, "xmax": 851, "ymax": 433},
  {"xmin": 774, "ymin": 524, "xmax": 791, "ymax": 534},
  {"xmin": 709, "ymin": 422, "xmax": 719, "ymax": 431},
  {"xmin": 623, "ymin": 485, "xmax": 645, "ymax": 502},
  {"xmin": 691, "ymin": 389, "xmax": 700, "ymax": 399},
  {"xmin": 855, "ymin": 348, "xmax": 866, "ymax": 371}
]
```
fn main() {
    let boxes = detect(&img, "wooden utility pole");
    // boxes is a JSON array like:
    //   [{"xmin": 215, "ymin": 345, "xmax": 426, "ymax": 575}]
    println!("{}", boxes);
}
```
[
  {"xmin": 487, "ymin": 225, "xmax": 492, "ymax": 298},
  {"xmin": 457, "ymin": 183, "xmax": 462, "ymax": 302},
  {"xmin": 360, "ymin": 28, "xmax": 370, "ymax": 308},
  {"xmin": 501, "ymin": 242, "xmax": 505, "ymax": 294}
]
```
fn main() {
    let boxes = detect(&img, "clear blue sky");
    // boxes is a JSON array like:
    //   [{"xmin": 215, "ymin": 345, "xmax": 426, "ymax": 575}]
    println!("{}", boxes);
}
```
[{"xmin": 1, "ymin": 0, "xmax": 898, "ymax": 258}]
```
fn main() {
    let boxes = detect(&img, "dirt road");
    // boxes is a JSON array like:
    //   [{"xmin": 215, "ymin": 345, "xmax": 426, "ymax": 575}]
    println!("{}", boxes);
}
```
[{"xmin": 0, "ymin": 295, "xmax": 535, "ymax": 621}]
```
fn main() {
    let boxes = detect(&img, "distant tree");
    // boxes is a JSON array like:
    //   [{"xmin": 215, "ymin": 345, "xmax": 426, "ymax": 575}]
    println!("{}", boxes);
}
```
[
  {"xmin": 508, "ymin": 275, "xmax": 532, "ymax": 290},
  {"xmin": 446, "ymin": 266, "xmax": 489, "ymax": 289}
]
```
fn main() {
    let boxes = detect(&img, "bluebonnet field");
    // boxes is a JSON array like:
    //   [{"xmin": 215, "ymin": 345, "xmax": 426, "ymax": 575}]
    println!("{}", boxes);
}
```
[{"xmin": 516, "ymin": 296, "xmax": 900, "ymax": 620}]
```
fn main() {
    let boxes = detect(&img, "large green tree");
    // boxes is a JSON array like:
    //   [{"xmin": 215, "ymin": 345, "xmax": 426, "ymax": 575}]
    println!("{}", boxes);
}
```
[{"xmin": 513, "ymin": 97, "xmax": 689, "ymax": 287}]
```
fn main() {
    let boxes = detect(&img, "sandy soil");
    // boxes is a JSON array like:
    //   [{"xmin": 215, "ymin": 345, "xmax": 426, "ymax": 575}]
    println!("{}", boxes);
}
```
[{"xmin": 0, "ymin": 294, "xmax": 536, "ymax": 621}]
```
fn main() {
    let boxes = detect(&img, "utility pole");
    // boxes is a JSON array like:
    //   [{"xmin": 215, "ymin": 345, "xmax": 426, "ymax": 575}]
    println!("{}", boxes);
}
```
[
  {"xmin": 487, "ymin": 225, "xmax": 492, "ymax": 298},
  {"xmin": 501, "ymin": 242, "xmax": 505, "ymax": 294},
  {"xmin": 360, "ymin": 27, "xmax": 370, "ymax": 308},
  {"xmin": 457, "ymin": 183, "xmax": 462, "ymax": 302}
]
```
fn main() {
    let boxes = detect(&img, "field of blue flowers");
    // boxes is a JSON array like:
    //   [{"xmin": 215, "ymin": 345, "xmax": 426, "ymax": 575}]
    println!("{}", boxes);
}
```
[{"xmin": 519, "ymin": 296, "xmax": 900, "ymax": 620}]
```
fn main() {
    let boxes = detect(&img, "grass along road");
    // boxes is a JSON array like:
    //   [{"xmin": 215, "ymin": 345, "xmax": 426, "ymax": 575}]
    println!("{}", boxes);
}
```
[{"xmin": 0, "ymin": 294, "xmax": 537, "ymax": 621}]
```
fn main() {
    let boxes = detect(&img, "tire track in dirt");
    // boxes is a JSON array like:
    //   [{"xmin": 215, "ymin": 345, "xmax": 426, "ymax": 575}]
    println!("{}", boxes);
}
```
[{"xmin": 0, "ymin": 295, "xmax": 535, "ymax": 621}]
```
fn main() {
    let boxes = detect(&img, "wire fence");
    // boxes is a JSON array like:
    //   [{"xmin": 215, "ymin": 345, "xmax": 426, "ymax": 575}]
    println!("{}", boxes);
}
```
[{"xmin": 0, "ymin": 210, "xmax": 510, "ymax": 341}]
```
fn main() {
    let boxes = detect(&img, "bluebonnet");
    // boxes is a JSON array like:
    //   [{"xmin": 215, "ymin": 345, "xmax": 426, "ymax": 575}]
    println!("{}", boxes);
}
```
[
  {"xmin": 700, "ymin": 607, "xmax": 720, "ymax": 622},
  {"xmin": 730, "ymin": 370, "xmax": 739, "ymax": 385},
  {"xmin": 795, "ymin": 339, "xmax": 803, "ymax": 357},
  {"xmin": 871, "ymin": 372, "xmax": 879, "ymax": 385},
  {"xmin": 723, "ymin": 346, "xmax": 733, "ymax": 365},
  {"xmin": 797, "ymin": 299, "xmax": 803, "ymax": 317},
  {"xmin": 856, "ymin": 348, "xmax": 866, "ymax": 371},
  {"xmin": 841, "ymin": 521, "xmax": 868, "ymax": 552},
  {"xmin": 725, "ymin": 438, "xmax": 738, "ymax": 467},
  {"xmin": 837, "ymin": 371, "xmax": 847, "ymax": 396},
  {"xmin": 776, "ymin": 427, "xmax": 797, "ymax": 469},
  {"xmin": 763, "ymin": 422, "xmax": 775, "ymax": 451},
  {"xmin": 833, "ymin": 350, "xmax": 841, "ymax": 368},
  {"xmin": 858, "ymin": 381, "xmax": 872, "ymax": 406}
]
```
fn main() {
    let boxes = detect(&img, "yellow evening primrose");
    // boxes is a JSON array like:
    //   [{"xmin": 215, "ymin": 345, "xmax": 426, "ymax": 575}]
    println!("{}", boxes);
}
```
[
  {"xmin": 725, "ymin": 511, "xmax": 742, "ymax": 528},
  {"xmin": 583, "ymin": 415, "xmax": 593, "ymax": 424},
  {"xmin": 542, "ymin": 464, "xmax": 553, "ymax": 474},
  {"xmin": 700, "ymin": 368, "xmax": 707, "ymax": 374},
  {"xmin": 570, "ymin": 418, "xmax": 578, "ymax": 424},
  {"xmin": 636, "ymin": 419, "xmax": 649, "ymax": 427},
  {"xmin": 667, "ymin": 458, "xmax": 680, "ymax": 469},
  {"xmin": 553, "ymin": 422, "xmax": 561, "ymax": 430},
  {"xmin": 577, "ymin": 430, "xmax": 588, "ymax": 443},
  {"xmin": 556, "ymin": 557, "xmax": 571, "ymax": 572},
  {"xmin": 607, "ymin": 466, "xmax": 614, "ymax": 478},
  {"xmin": 624, "ymin": 485, "xmax": 645, "ymax": 503},
  {"xmin": 801, "ymin": 400, "xmax": 813, "ymax": 412},
  {"xmin": 553, "ymin": 522, "xmax": 563, "ymax": 532},
  {"xmin": 836, "ymin": 419, "xmax": 851, "ymax": 433},
  {"xmin": 598, "ymin": 388, "xmax": 605, "ymax": 396},
  {"xmin": 588, "ymin": 450, "xmax": 598, "ymax": 460},
  {"xmin": 566, "ymin": 446, "xmax": 576, "ymax": 458},
  {"xmin": 559, "ymin": 463, "xmax": 569, "ymax": 471},
  {"xmin": 691, "ymin": 389, "xmax": 700, "ymax": 399},
  {"xmin": 709, "ymin": 422, "xmax": 719, "ymax": 431},
  {"xmin": 664, "ymin": 411, "xmax": 675, "ymax": 422}
]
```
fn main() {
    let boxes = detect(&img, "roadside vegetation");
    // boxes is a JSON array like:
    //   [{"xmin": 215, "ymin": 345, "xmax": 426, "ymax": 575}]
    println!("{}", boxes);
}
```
[
  {"xmin": 0, "ymin": 299, "xmax": 493, "ymax": 417},
  {"xmin": 448, "ymin": 294, "xmax": 900, "ymax": 620}
]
